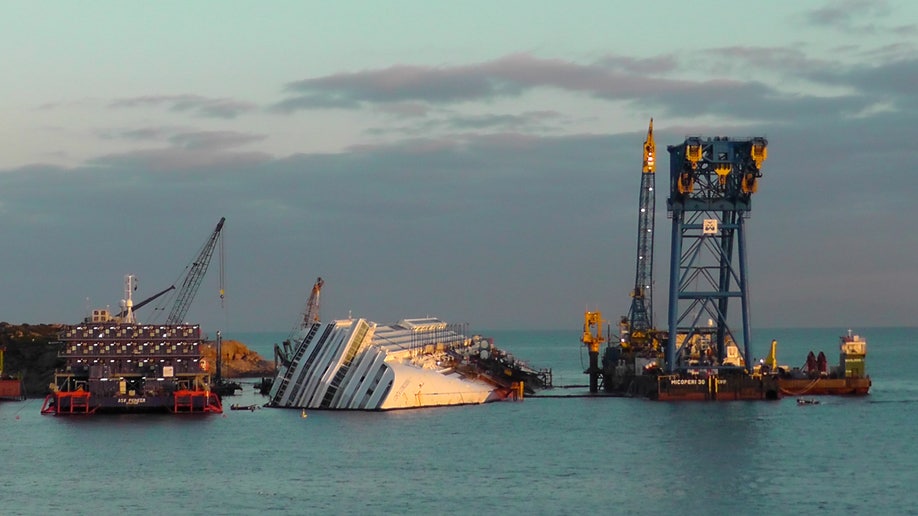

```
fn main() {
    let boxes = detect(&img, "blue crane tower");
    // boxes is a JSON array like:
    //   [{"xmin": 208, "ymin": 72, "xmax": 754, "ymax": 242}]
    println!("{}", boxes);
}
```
[{"xmin": 665, "ymin": 136, "xmax": 767, "ymax": 373}]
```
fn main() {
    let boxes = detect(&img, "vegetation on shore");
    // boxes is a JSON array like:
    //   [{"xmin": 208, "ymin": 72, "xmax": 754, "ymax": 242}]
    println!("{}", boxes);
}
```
[{"xmin": 0, "ymin": 323, "xmax": 63, "ymax": 396}]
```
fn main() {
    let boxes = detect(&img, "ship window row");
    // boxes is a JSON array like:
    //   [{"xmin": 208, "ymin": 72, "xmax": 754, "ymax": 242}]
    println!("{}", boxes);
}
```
[
  {"xmin": 63, "ymin": 357, "xmax": 203, "ymax": 375},
  {"xmin": 64, "ymin": 326, "xmax": 200, "ymax": 339},
  {"xmin": 63, "ymin": 342, "xmax": 199, "ymax": 355},
  {"xmin": 68, "ymin": 358, "xmax": 198, "ymax": 363}
]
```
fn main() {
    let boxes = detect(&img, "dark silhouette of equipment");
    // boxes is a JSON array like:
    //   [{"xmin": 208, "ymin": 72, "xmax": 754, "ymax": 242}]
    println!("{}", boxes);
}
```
[
  {"xmin": 166, "ymin": 217, "xmax": 226, "ymax": 324},
  {"xmin": 275, "ymin": 277, "xmax": 325, "ymax": 368}
]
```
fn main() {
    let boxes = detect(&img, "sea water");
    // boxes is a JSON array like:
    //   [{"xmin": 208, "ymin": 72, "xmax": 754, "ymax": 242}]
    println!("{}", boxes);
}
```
[{"xmin": 2, "ymin": 327, "xmax": 916, "ymax": 514}]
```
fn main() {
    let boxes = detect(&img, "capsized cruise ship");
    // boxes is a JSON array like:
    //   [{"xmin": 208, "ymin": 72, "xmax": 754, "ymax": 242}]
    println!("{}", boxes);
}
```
[{"xmin": 267, "ymin": 317, "xmax": 551, "ymax": 410}]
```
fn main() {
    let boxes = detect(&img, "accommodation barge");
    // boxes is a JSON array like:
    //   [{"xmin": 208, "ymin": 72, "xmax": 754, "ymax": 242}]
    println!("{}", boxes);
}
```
[{"xmin": 41, "ymin": 308, "xmax": 222, "ymax": 415}]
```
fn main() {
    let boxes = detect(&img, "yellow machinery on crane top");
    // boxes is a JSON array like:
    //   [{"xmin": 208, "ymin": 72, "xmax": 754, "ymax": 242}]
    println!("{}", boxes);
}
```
[{"xmin": 581, "ymin": 311, "xmax": 604, "ymax": 393}]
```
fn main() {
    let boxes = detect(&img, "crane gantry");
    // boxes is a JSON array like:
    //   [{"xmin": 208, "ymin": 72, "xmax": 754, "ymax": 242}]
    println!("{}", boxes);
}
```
[{"xmin": 665, "ymin": 135, "xmax": 768, "ymax": 373}]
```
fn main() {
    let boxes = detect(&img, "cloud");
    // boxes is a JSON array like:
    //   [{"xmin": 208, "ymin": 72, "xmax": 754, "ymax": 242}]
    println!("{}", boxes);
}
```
[
  {"xmin": 86, "ymin": 130, "xmax": 270, "ymax": 170},
  {"xmin": 365, "ymin": 110, "xmax": 566, "ymax": 138},
  {"xmin": 109, "ymin": 94, "xmax": 257, "ymax": 118},
  {"xmin": 595, "ymin": 54, "xmax": 679, "ymax": 75},
  {"xmin": 88, "ymin": 147, "xmax": 272, "ymax": 171},
  {"xmin": 1, "ymin": 104, "xmax": 916, "ymax": 331},
  {"xmin": 801, "ymin": 0, "xmax": 917, "ymax": 35},
  {"xmin": 96, "ymin": 126, "xmax": 189, "ymax": 142},
  {"xmin": 168, "ymin": 131, "xmax": 266, "ymax": 151},
  {"xmin": 373, "ymin": 102, "xmax": 433, "ymax": 118},
  {"xmin": 704, "ymin": 46, "xmax": 830, "ymax": 74},
  {"xmin": 809, "ymin": 58, "xmax": 918, "ymax": 104},
  {"xmin": 271, "ymin": 53, "xmax": 627, "ymax": 113},
  {"xmin": 270, "ymin": 51, "xmax": 902, "ymax": 124}
]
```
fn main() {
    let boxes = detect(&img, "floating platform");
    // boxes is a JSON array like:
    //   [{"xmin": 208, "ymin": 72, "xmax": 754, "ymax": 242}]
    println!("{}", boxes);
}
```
[
  {"xmin": 765, "ymin": 330, "xmax": 871, "ymax": 396},
  {"xmin": 41, "ymin": 388, "xmax": 221, "ymax": 415},
  {"xmin": 41, "ymin": 318, "xmax": 224, "ymax": 415}
]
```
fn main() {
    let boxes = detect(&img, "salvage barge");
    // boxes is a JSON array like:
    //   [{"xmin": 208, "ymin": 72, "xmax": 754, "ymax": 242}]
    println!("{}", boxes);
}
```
[
  {"xmin": 767, "ymin": 330, "xmax": 871, "ymax": 396},
  {"xmin": 584, "ymin": 314, "xmax": 779, "ymax": 401},
  {"xmin": 41, "ymin": 309, "xmax": 222, "ymax": 415}
]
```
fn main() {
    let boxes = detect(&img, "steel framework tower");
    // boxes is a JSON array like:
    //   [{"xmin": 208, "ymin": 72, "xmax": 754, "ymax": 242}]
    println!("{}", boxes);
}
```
[
  {"xmin": 665, "ymin": 136, "xmax": 767, "ymax": 373},
  {"xmin": 166, "ymin": 217, "xmax": 226, "ymax": 324},
  {"xmin": 627, "ymin": 119, "xmax": 656, "ymax": 337}
]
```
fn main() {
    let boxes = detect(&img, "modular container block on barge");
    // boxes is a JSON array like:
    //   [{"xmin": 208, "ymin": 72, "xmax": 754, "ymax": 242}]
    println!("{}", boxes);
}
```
[{"xmin": 41, "ymin": 311, "xmax": 222, "ymax": 415}]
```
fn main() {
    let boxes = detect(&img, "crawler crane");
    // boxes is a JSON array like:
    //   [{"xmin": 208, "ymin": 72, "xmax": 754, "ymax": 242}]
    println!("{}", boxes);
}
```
[
  {"xmin": 276, "ymin": 277, "xmax": 324, "ymax": 367},
  {"xmin": 622, "ymin": 119, "xmax": 660, "ymax": 352},
  {"xmin": 582, "ymin": 120, "xmax": 661, "ymax": 393}
]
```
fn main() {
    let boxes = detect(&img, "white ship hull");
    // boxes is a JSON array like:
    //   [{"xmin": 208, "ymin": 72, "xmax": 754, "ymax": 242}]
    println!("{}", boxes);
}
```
[{"xmin": 267, "ymin": 317, "xmax": 507, "ymax": 410}]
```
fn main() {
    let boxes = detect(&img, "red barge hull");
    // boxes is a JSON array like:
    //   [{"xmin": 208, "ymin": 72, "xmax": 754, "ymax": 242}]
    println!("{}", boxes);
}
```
[
  {"xmin": 41, "ymin": 389, "xmax": 222, "ymax": 415},
  {"xmin": 657, "ymin": 374, "xmax": 780, "ymax": 401},
  {"xmin": 778, "ymin": 377, "xmax": 871, "ymax": 397}
]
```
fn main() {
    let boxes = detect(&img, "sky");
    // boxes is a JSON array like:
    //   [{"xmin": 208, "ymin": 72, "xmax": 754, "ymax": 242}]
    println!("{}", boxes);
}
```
[{"xmin": 1, "ymin": 0, "xmax": 916, "ymax": 334}]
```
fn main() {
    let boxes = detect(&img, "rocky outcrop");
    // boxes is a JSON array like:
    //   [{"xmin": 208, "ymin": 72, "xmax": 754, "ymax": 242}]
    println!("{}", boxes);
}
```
[
  {"xmin": 0, "ymin": 322, "xmax": 64, "ymax": 396},
  {"xmin": 201, "ymin": 339, "xmax": 274, "ymax": 378}
]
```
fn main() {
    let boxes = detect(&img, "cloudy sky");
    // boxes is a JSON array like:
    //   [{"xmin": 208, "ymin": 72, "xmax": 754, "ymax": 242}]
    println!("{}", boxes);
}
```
[{"xmin": 2, "ymin": 0, "xmax": 916, "ymax": 334}]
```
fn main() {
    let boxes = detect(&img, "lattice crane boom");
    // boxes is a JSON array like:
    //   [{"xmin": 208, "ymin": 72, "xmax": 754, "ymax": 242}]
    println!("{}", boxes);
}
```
[
  {"xmin": 301, "ymin": 277, "xmax": 324, "ymax": 328},
  {"xmin": 166, "ymin": 217, "xmax": 226, "ymax": 324},
  {"xmin": 627, "ymin": 119, "xmax": 656, "ymax": 336}
]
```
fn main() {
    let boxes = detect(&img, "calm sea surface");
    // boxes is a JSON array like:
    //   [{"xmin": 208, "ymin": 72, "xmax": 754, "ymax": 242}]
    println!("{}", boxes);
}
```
[{"xmin": 2, "ymin": 327, "xmax": 916, "ymax": 515}]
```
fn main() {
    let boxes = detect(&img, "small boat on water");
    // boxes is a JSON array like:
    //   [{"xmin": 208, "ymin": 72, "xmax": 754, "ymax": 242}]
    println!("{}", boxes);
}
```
[
  {"xmin": 796, "ymin": 398, "xmax": 820, "ymax": 405},
  {"xmin": 230, "ymin": 404, "xmax": 260, "ymax": 411}
]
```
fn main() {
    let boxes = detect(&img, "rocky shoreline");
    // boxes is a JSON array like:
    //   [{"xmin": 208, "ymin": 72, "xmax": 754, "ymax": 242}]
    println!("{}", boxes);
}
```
[{"xmin": 201, "ymin": 339, "xmax": 275, "ymax": 378}]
